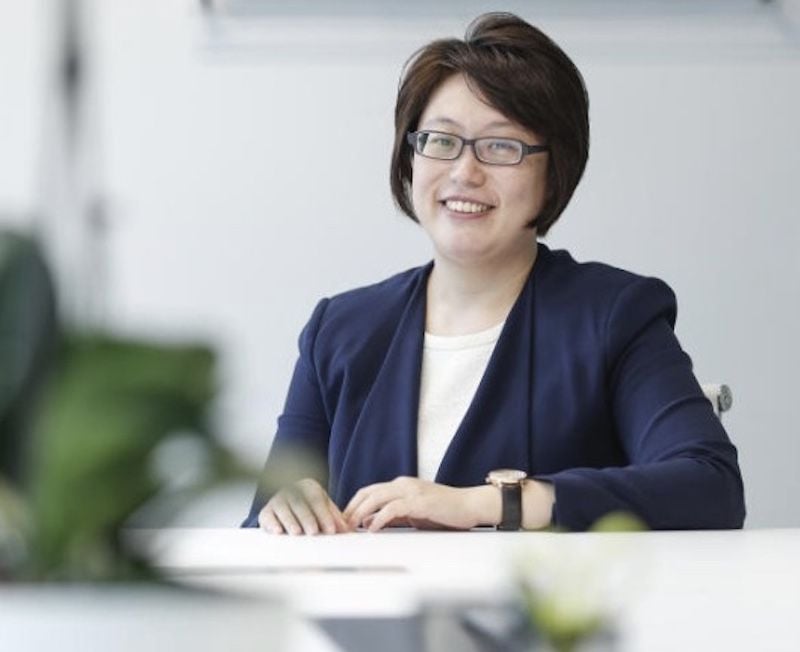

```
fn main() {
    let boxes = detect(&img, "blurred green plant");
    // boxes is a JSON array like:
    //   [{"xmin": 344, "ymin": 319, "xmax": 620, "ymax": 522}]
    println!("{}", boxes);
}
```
[
  {"xmin": 518, "ymin": 513, "xmax": 648, "ymax": 652},
  {"xmin": 25, "ymin": 335, "xmax": 228, "ymax": 580},
  {"xmin": 0, "ymin": 230, "xmax": 57, "ymax": 486},
  {"xmin": 0, "ymin": 231, "xmax": 247, "ymax": 581}
]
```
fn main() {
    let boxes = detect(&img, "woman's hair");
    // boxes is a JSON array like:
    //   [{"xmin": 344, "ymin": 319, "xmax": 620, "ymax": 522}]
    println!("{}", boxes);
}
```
[{"xmin": 390, "ymin": 12, "xmax": 589, "ymax": 236}]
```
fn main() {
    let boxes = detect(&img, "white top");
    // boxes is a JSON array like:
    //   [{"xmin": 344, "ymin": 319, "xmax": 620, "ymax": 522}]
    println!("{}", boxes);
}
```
[{"xmin": 416, "ymin": 321, "xmax": 504, "ymax": 481}]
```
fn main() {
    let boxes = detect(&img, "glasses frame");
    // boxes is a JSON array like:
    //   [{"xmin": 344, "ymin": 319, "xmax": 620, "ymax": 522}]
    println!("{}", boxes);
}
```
[{"xmin": 406, "ymin": 130, "xmax": 549, "ymax": 166}]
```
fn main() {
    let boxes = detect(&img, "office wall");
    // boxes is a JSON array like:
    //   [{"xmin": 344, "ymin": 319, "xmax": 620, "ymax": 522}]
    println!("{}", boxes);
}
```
[
  {"xmin": 1, "ymin": 0, "xmax": 798, "ymax": 527},
  {"xmin": 0, "ymin": 0, "xmax": 45, "ymax": 225}
]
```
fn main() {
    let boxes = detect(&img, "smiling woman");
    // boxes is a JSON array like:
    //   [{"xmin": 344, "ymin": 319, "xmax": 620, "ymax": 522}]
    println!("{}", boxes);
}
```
[{"xmin": 242, "ymin": 12, "xmax": 745, "ymax": 535}]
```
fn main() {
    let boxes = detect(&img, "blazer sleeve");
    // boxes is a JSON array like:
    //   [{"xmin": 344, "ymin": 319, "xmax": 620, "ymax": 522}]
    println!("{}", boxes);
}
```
[
  {"xmin": 541, "ymin": 277, "xmax": 746, "ymax": 531},
  {"xmin": 241, "ymin": 298, "xmax": 331, "ymax": 528}
]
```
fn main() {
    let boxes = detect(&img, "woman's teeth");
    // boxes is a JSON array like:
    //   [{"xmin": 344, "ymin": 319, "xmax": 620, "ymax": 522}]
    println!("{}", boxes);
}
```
[{"xmin": 445, "ymin": 200, "xmax": 491, "ymax": 214}]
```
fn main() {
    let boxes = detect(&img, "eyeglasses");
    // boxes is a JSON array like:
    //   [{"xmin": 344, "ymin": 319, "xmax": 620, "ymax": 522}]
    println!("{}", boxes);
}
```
[{"xmin": 407, "ymin": 130, "xmax": 549, "ymax": 166}]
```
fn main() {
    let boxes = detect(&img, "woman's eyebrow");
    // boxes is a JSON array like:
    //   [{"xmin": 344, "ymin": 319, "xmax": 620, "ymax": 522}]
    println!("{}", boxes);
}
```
[
  {"xmin": 482, "ymin": 120, "xmax": 516, "ymax": 130},
  {"xmin": 420, "ymin": 117, "xmax": 463, "ymax": 129},
  {"xmin": 420, "ymin": 117, "xmax": 517, "ymax": 131}
]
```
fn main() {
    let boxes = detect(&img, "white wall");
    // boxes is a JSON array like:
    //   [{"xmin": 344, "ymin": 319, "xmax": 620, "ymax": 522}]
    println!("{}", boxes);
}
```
[
  {"xmin": 2, "ymin": 0, "xmax": 798, "ymax": 527},
  {"xmin": 0, "ymin": 0, "xmax": 46, "ymax": 225}
]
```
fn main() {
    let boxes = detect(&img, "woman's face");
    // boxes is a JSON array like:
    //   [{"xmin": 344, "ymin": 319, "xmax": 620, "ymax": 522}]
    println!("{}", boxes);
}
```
[{"xmin": 411, "ymin": 74, "xmax": 548, "ymax": 267}]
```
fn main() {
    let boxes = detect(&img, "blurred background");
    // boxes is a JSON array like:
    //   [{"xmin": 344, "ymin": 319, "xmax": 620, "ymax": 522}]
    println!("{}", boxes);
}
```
[{"xmin": 1, "ymin": 0, "xmax": 798, "ymax": 528}]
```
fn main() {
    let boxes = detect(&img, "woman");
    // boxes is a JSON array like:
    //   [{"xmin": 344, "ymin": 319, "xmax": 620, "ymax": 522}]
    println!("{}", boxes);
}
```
[{"xmin": 242, "ymin": 13, "xmax": 745, "ymax": 534}]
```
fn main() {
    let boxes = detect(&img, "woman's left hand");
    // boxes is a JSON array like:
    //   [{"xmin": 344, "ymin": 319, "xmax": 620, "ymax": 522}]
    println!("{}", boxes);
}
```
[{"xmin": 343, "ymin": 476, "xmax": 488, "ymax": 532}]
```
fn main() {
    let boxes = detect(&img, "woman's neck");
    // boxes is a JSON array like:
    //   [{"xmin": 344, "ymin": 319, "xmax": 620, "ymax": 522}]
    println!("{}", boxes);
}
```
[{"xmin": 425, "ymin": 246, "xmax": 538, "ymax": 336}]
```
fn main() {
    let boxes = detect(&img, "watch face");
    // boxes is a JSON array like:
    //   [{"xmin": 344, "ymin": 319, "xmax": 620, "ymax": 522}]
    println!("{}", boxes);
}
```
[{"xmin": 486, "ymin": 469, "xmax": 527, "ymax": 485}]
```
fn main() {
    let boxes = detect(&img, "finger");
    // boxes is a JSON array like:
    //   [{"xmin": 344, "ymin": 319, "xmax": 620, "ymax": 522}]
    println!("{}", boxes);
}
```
[
  {"xmin": 348, "ymin": 491, "xmax": 384, "ymax": 529},
  {"xmin": 286, "ymin": 492, "xmax": 321, "ymax": 535},
  {"xmin": 293, "ymin": 479, "xmax": 348, "ymax": 534},
  {"xmin": 270, "ymin": 497, "xmax": 304, "ymax": 536},
  {"xmin": 344, "ymin": 481, "xmax": 395, "ymax": 521},
  {"xmin": 343, "ymin": 486, "xmax": 368, "ymax": 521},
  {"xmin": 304, "ymin": 497, "xmax": 341, "ymax": 535},
  {"xmin": 315, "ymin": 491, "xmax": 353, "ymax": 534},
  {"xmin": 308, "ymin": 503, "xmax": 336, "ymax": 535},
  {"xmin": 368, "ymin": 499, "xmax": 408, "ymax": 533},
  {"xmin": 328, "ymin": 499, "xmax": 353, "ymax": 533},
  {"xmin": 258, "ymin": 506, "xmax": 285, "ymax": 534},
  {"xmin": 290, "ymin": 481, "xmax": 336, "ymax": 534},
  {"xmin": 347, "ymin": 485, "xmax": 398, "ymax": 528}
]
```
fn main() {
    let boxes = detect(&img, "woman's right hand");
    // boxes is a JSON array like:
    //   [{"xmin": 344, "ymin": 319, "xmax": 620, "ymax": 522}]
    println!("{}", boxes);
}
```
[{"xmin": 258, "ymin": 478, "xmax": 352, "ymax": 535}]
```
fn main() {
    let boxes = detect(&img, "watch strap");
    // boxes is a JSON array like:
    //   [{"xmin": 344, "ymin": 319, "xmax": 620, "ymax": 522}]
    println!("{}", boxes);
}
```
[{"xmin": 498, "ymin": 482, "xmax": 522, "ymax": 531}]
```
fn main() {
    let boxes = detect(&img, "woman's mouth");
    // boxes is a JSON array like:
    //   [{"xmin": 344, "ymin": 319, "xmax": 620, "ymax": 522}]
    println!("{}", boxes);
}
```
[{"xmin": 442, "ymin": 199, "xmax": 493, "ymax": 214}]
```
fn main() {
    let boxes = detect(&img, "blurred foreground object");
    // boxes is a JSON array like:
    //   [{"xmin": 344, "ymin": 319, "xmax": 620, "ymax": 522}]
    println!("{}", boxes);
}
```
[
  {"xmin": 0, "ymin": 586, "xmax": 287, "ymax": 652},
  {"xmin": 0, "ymin": 231, "xmax": 243, "ymax": 581},
  {"xmin": 25, "ymin": 334, "xmax": 219, "ymax": 579},
  {"xmin": 0, "ymin": 231, "xmax": 57, "ymax": 485},
  {"xmin": 515, "ymin": 514, "xmax": 647, "ymax": 652}
]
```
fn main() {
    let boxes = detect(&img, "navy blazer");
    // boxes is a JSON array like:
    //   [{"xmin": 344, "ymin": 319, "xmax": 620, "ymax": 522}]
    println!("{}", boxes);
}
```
[{"xmin": 243, "ymin": 244, "xmax": 745, "ymax": 530}]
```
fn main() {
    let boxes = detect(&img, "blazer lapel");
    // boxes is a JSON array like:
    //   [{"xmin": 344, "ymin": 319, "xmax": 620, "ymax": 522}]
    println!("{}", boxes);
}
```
[
  {"xmin": 436, "ymin": 252, "xmax": 542, "ymax": 486},
  {"xmin": 332, "ymin": 264, "xmax": 430, "ymax": 506}
]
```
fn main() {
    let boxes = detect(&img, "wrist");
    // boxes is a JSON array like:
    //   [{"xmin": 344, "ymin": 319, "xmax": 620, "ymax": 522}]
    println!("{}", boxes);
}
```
[
  {"xmin": 521, "ymin": 479, "xmax": 555, "ymax": 530},
  {"xmin": 465, "ymin": 485, "xmax": 502, "ymax": 528}
]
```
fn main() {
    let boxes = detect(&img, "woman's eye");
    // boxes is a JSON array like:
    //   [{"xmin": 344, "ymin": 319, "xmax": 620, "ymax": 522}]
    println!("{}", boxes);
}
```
[
  {"xmin": 488, "ymin": 139, "xmax": 516, "ymax": 151},
  {"xmin": 430, "ymin": 136, "xmax": 457, "ymax": 149}
]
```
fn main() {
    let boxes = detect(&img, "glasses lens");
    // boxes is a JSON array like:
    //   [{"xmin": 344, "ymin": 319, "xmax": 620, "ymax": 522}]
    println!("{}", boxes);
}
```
[
  {"xmin": 476, "ymin": 138, "xmax": 523, "ymax": 165},
  {"xmin": 417, "ymin": 132, "xmax": 461, "ymax": 160}
]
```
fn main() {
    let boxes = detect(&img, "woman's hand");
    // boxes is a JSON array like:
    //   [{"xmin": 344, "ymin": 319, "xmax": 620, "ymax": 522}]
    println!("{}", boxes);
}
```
[
  {"xmin": 343, "ymin": 476, "xmax": 489, "ymax": 532},
  {"xmin": 258, "ymin": 478, "xmax": 352, "ymax": 535}
]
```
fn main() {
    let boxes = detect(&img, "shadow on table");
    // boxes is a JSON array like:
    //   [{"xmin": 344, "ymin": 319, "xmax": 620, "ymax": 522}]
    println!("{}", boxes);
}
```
[
  {"xmin": 316, "ymin": 600, "xmax": 616, "ymax": 652},
  {"xmin": 315, "ymin": 605, "xmax": 537, "ymax": 652}
]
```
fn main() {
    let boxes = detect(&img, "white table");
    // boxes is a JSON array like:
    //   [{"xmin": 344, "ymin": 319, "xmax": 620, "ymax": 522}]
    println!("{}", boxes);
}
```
[{"xmin": 129, "ymin": 528, "xmax": 800, "ymax": 651}]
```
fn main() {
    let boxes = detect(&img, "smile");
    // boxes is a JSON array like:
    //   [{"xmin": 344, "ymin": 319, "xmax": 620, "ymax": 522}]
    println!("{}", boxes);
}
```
[{"xmin": 443, "ymin": 199, "xmax": 493, "ymax": 214}]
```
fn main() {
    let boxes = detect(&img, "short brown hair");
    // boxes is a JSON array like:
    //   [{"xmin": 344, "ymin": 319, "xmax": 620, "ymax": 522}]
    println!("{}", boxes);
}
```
[{"xmin": 390, "ymin": 13, "xmax": 589, "ymax": 236}]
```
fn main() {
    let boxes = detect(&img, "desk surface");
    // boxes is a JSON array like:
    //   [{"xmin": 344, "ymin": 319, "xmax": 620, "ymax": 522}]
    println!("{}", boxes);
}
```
[{"xmin": 130, "ymin": 528, "xmax": 800, "ymax": 651}]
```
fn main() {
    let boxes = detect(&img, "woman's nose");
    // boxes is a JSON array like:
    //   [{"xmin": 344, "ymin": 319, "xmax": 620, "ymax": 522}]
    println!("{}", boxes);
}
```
[{"xmin": 448, "ymin": 145, "xmax": 486, "ymax": 187}]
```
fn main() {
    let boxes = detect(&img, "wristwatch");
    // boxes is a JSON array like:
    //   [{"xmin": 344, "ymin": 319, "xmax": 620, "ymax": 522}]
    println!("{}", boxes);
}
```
[{"xmin": 485, "ymin": 469, "xmax": 527, "ymax": 531}]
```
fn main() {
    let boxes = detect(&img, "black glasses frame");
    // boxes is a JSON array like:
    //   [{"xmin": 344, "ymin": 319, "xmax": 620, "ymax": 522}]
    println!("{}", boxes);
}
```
[{"xmin": 406, "ymin": 130, "xmax": 549, "ymax": 166}]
